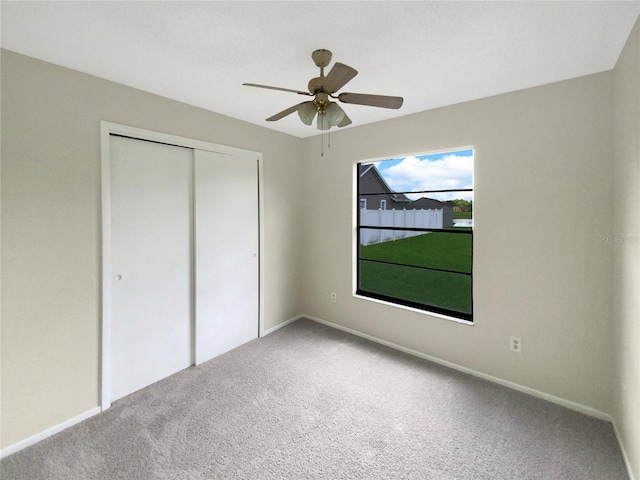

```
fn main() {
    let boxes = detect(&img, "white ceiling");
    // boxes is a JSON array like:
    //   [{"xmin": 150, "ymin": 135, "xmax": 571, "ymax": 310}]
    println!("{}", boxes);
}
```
[{"xmin": 2, "ymin": 1, "xmax": 639, "ymax": 138}]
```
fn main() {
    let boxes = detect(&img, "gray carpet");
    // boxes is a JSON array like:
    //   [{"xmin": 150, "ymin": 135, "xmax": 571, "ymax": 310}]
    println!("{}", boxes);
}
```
[{"xmin": 1, "ymin": 318, "xmax": 628, "ymax": 479}]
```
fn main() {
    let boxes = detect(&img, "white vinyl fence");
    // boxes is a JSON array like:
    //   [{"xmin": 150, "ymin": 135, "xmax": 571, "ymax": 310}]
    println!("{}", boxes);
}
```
[{"xmin": 359, "ymin": 208, "xmax": 443, "ymax": 246}]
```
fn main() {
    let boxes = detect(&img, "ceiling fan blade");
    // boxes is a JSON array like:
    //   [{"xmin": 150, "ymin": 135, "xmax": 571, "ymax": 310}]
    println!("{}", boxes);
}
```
[
  {"xmin": 338, "ymin": 92, "xmax": 404, "ymax": 109},
  {"xmin": 243, "ymin": 83, "xmax": 311, "ymax": 96},
  {"xmin": 338, "ymin": 112, "xmax": 352, "ymax": 127},
  {"xmin": 322, "ymin": 63, "xmax": 358, "ymax": 93},
  {"xmin": 266, "ymin": 102, "xmax": 312, "ymax": 121}
]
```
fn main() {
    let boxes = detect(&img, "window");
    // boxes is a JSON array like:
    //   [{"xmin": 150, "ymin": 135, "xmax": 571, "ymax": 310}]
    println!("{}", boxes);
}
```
[
  {"xmin": 356, "ymin": 149, "xmax": 474, "ymax": 322},
  {"xmin": 380, "ymin": 200, "xmax": 387, "ymax": 210}
]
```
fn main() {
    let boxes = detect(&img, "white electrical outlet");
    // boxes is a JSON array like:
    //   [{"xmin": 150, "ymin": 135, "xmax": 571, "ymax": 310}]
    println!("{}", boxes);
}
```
[
  {"xmin": 331, "ymin": 292, "xmax": 337, "ymax": 303},
  {"xmin": 510, "ymin": 336, "xmax": 522, "ymax": 353}
]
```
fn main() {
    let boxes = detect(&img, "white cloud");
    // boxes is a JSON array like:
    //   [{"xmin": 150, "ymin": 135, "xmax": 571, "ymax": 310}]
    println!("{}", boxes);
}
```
[{"xmin": 379, "ymin": 154, "xmax": 473, "ymax": 201}]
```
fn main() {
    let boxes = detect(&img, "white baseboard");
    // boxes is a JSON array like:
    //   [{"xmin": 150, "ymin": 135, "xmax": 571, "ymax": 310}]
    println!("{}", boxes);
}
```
[
  {"xmin": 4, "ymin": 316, "xmax": 634, "ymax": 480},
  {"xmin": 303, "ymin": 314, "xmax": 640, "ymax": 480},
  {"xmin": 612, "ymin": 419, "xmax": 637, "ymax": 480},
  {"xmin": 1, "ymin": 315, "xmax": 304, "ymax": 459},
  {"xmin": 303, "ymin": 314, "xmax": 612, "ymax": 421},
  {"xmin": 1, "ymin": 407, "xmax": 101, "ymax": 459},
  {"xmin": 307, "ymin": 313, "xmax": 640, "ymax": 479},
  {"xmin": 261, "ymin": 314, "xmax": 304, "ymax": 336}
]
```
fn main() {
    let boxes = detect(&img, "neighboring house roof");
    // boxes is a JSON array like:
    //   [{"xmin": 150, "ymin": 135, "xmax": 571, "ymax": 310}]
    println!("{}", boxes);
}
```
[
  {"xmin": 359, "ymin": 164, "xmax": 375, "ymax": 177},
  {"xmin": 359, "ymin": 164, "xmax": 411, "ymax": 204},
  {"xmin": 405, "ymin": 197, "xmax": 452, "ymax": 210}
]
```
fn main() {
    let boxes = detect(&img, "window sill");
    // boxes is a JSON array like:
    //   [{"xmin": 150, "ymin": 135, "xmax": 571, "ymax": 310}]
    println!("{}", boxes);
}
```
[{"xmin": 353, "ymin": 293, "xmax": 474, "ymax": 326}]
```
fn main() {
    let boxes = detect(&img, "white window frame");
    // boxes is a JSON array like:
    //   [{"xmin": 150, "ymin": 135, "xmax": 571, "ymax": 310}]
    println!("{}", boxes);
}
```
[{"xmin": 353, "ymin": 147, "xmax": 474, "ymax": 324}]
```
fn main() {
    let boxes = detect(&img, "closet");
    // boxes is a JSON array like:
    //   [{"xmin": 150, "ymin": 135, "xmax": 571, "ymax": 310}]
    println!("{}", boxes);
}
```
[{"xmin": 103, "ymin": 130, "xmax": 259, "ymax": 404}]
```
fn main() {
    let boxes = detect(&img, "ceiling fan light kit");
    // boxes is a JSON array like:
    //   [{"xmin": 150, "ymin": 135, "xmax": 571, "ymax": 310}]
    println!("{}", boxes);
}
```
[
  {"xmin": 325, "ymin": 103, "xmax": 345, "ymax": 126},
  {"xmin": 297, "ymin": 102, "xmax": 317, "ymax": 125},
  {"xmin": 243, "ymin": 49, "xmax": 403, "ymax": 132}
]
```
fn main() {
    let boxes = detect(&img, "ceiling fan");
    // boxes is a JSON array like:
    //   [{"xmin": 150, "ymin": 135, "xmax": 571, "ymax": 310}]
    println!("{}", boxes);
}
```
[{"xmin": 243, "ymin": 49, "xmax": 403, "ymax": 131}]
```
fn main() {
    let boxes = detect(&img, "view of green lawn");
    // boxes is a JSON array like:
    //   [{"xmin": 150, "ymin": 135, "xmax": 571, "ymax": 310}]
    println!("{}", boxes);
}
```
[{"xmin": 359, "ymin": 231, "xmax": 472, "ymax": 314}]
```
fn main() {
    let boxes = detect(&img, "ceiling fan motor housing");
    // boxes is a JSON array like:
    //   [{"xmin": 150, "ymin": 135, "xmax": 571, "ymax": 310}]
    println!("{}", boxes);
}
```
[{"xmin": 308, "ymin": 77, "xmax": 325, "ymax": 94}]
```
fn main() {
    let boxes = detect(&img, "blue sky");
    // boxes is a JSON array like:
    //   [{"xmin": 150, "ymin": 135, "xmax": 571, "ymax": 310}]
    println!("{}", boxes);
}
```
[{"xmin": 374, "ymin": 149, "xmax": 473, "ymax": 201}]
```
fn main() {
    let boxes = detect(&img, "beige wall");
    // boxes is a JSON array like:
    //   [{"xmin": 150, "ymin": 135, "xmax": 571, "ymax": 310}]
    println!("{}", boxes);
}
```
[
  {"xmin": 0, "ymin": 50, "xmax": 303, "ymax": 448},
  {"xmin": 612, "ymin": 16, "xmax": 640, "ymax": 479},
  {"xmin": 301, "ymin": 72, "xmax": 614, "ymax": 414}
]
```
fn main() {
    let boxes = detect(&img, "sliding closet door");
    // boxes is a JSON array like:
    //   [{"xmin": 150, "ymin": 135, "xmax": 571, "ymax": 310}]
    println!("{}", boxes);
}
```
[
  {"xmin": 194, "ymin": 150, "xmax": 259, "ymax": 364},
  {"xmin": 110, "ymin": 136, "xmax": 193, "ymax": 401}
]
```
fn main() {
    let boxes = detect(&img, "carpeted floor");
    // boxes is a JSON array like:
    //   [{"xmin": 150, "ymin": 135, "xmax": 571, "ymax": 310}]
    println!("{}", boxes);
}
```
[{"xmin": 1, "ymin": 318, "xmax": 629, "ymax": 479}]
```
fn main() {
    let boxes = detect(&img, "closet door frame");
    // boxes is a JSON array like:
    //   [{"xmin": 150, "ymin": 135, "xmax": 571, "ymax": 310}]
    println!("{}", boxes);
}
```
[{"xmin": 100, "ymin": 121, "xmax": 264, "ymax": 410}]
